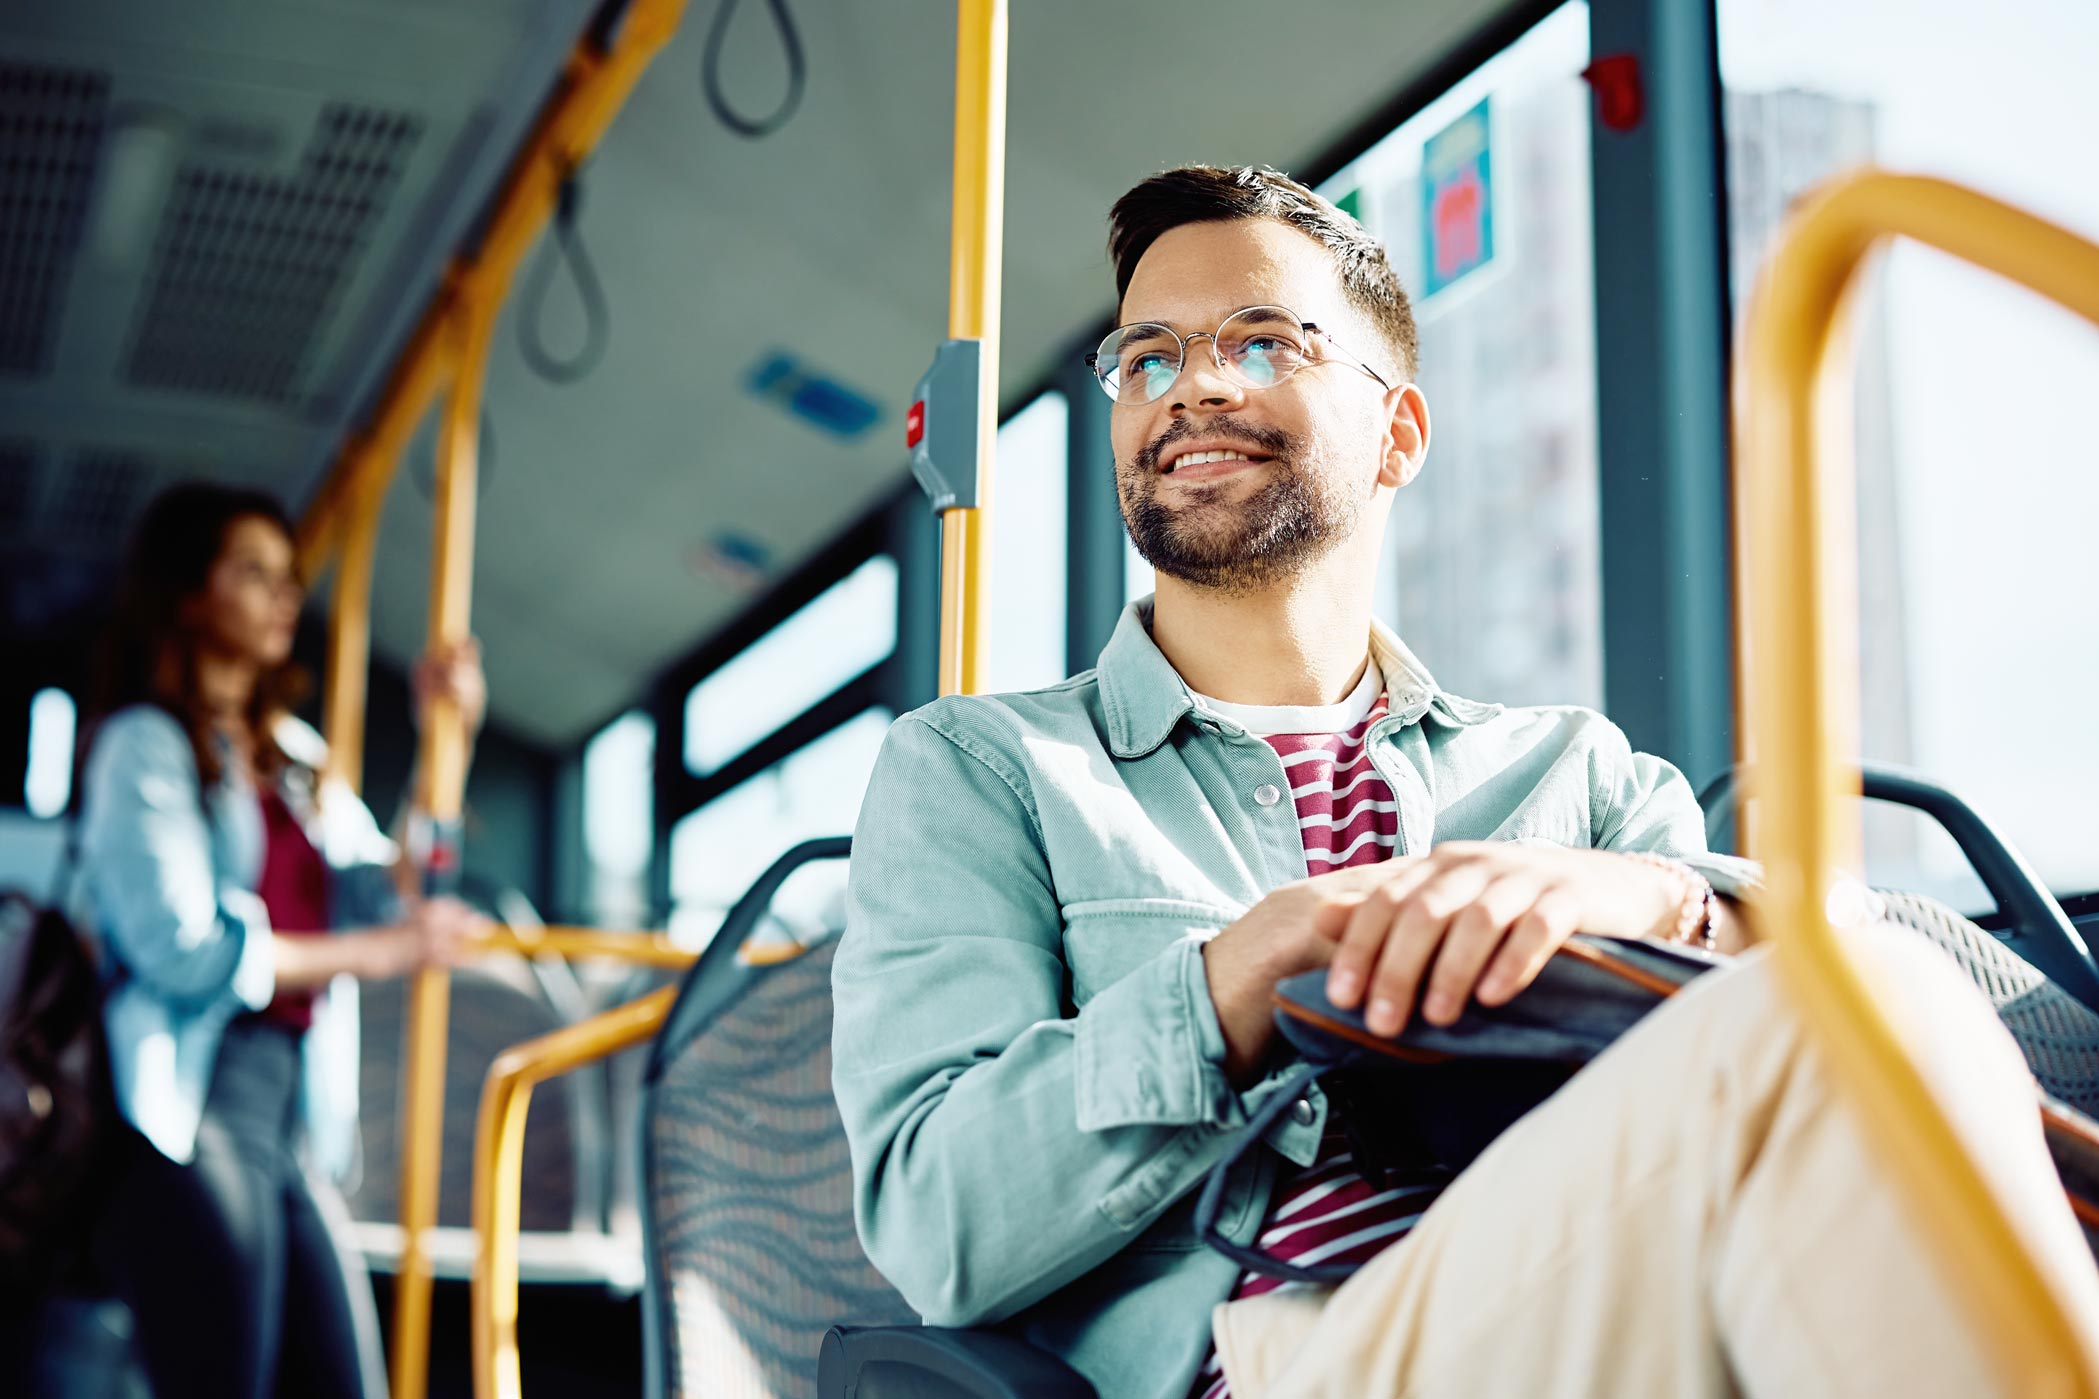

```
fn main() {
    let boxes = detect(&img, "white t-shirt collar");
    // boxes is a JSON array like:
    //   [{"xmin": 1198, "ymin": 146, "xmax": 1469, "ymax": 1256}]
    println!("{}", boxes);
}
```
[{"xmin": 1191, "ymin": 658, "xmax": 1382, "ymax": 737}]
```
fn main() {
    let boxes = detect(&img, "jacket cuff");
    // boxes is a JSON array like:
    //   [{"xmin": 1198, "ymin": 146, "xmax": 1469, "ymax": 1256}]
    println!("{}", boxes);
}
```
[
  {"xmin": 1684, "ymin": 851, "xmax": 1763, "ymax": 902},
  {"xmin": 221, "ymin": 887, "xmax": 277, "ymax": 1013},
  {"xmin": 1075, "ymin": 936, "xmax": 1237, "ymax": 1131}
]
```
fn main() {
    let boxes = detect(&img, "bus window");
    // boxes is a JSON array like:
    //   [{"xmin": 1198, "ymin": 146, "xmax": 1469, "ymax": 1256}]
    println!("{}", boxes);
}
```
[
  {"xmin": 582, "ymin": 710, "xmax": 654, "ymax": 928},
  {"xmin": 1720, "ymin": 0, "xmax": 2099, "ymax": 905},
  {"xmin": 682, "ymin": 555, "xmax": 898, "ymax": 777},
  {"xmin": 667, "ymin": 706, "xmax": 892, "ymax": 951},
  {"xmin": 1319, "ymin": 2, "xmax": 1603, "ymax": 711},
  {"xmin": 25, "ymin": 686, "xmax": 75, "ymax": 819},
  {"xmin": 983, "ymin": 391, "xmax": 1069, "ymax": 694}
]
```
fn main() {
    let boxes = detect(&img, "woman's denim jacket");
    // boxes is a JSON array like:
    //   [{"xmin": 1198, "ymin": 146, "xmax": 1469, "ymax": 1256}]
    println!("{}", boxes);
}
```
[
  {"xmin": 75, "ymin": 705, "xmax": 402, "ymax": 1180},
  {"xmin": 833, "ymin": 602, "xmax": 1759, "ymax": 1399}
]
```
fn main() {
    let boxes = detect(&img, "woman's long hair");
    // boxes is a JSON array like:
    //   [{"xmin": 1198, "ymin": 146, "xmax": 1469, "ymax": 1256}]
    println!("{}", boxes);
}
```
[{"xmin": 91, "ymin": 482, "xmax": 311, "ymax": 791}]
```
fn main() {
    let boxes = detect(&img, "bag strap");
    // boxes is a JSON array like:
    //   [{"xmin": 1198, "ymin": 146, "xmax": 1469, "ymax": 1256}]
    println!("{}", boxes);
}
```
[
  {"xmin": 46, "ymin": 814, "xmax": 84, "ymax": 911},
  {"xmin": 1193, "ymin": 1061, "xmax": 1365, "ymax": 1287}
]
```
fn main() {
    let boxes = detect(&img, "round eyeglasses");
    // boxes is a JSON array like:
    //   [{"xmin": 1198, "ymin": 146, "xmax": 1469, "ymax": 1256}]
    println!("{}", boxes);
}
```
[{"xmin": 1085, "ymin": 305, "xmax": 1391, "ymax": 405}]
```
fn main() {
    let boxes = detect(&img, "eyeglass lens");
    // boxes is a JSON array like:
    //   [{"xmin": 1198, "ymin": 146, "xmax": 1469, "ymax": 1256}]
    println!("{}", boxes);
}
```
[{"xmin": 1093, "ymin": 307, "xmax": 1315, "ymax": 404}]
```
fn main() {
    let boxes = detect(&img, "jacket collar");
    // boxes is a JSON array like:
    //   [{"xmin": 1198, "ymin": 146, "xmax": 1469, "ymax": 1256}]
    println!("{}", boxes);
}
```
[{"xmin": 1097, "ymin": 597, "xmax": 1467, "ymax": 759}]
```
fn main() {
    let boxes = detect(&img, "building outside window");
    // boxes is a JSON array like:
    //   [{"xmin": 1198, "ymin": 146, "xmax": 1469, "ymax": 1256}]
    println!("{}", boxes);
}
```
[
  {"xmin": 1719, "ymin": 0, "xmax": 2099, "ymax": 906},
  {"xmin": 1320, "ymin": 2, "xmax": 1602, "ymax": 714}
]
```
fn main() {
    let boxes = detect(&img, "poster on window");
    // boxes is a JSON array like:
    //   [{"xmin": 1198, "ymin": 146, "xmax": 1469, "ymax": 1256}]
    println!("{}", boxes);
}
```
[{"xmin": 1420, "ymin": 98, "xmax": 1495, "ymax": 299}]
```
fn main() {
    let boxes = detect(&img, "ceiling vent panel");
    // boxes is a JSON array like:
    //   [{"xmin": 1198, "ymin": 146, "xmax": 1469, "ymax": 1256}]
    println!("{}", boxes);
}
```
[
  {"xmin": 124, "ymin": 103, "xmax": 422, "ymax": 406},
  {"xmin": 0, "ymin": 62, "xmax": 110, "ymax": 378},
  {"xmin": 55, "ymin": 447, "xmax": 151, "ymax": 551},
  {"xmin": 0, "ymin": 441, "xmax": 38, "ymax": 537}
]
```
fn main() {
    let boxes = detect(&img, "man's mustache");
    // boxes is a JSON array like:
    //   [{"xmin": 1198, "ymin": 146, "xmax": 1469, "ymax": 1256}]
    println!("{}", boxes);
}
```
[{"xmin": 1132, "ymin": 419, "xmax": 1293, "ymax": 476}]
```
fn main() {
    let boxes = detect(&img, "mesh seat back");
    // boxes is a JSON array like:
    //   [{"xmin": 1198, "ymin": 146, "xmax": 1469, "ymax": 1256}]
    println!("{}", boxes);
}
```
[
  {"xmin": 642, "ymin": 933, "xmax": 915, "ymax": 1399},
  {"xmin": 1877, "ymin": 888, "xmax": 2099, "ymax": 1262},
  {"xmin": 1877, "ymin": 889, "xmax": 2099, "ymax": 1120},
  {"xmin": 352, "ymin": 966, "xmax": 580, "ymax": 1231}
]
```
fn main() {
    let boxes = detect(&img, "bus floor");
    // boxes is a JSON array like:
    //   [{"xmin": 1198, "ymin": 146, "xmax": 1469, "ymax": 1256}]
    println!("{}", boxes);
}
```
[
  {"xmin": 6, "ymin": 1275, "xmax": 643, "ymax": 1398},
  {"xmin": 370, "ymin": 1274, "xmax": 645, "ymax": 1399}
]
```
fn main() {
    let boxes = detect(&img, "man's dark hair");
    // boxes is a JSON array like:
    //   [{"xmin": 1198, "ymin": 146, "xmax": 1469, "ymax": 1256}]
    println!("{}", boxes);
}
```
[{"xmin": 1108, "ymin": 165, "xmax": 1418, "ymax": 381}]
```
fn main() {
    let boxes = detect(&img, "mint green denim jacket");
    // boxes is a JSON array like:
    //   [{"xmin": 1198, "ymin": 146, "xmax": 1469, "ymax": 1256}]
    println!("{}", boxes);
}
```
[{"xmin": 833, "ymin": 601, "xmax": 1758, "ymax": 1399}]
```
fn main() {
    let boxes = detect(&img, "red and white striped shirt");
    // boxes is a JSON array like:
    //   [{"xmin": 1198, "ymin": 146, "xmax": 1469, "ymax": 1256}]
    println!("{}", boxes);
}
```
[{"xmin": 1186, "ymin": 665, "xmax": 1442, "ymax": 1399}]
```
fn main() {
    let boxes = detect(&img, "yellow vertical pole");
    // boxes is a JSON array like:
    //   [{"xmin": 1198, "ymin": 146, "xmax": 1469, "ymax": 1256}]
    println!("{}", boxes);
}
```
[
  {"xmin": 937, "ymin": 0, "xmax": 1007, "ymax": 698},
  {"xmin": 320, "ymin": 460, "xmax": 393, "ymax": 795},
  {"xmin": 390, "ymin": 288, "xmax": 496, "ymax": 1399}
]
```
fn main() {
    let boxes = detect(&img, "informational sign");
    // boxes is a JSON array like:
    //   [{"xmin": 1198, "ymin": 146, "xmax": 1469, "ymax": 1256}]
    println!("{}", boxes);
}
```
[{"xmin": 1420, "ymin": 98, "xmax": 1494, "ymax": 298}]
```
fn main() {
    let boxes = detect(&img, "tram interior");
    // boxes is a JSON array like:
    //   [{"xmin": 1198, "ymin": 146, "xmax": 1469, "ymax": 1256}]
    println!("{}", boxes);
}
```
[{"xmin": 4, "ymin": 0, "xmax": 2099, "ymax": 1395}]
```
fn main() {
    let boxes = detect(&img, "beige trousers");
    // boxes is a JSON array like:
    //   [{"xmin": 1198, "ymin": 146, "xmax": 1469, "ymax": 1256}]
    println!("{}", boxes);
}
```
[{"xmin": 1212, "ymin": 923, "xmax": 2099, "ymax": 1399}]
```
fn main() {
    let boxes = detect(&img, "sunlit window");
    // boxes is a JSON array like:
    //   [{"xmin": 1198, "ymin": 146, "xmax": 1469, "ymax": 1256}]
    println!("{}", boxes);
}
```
[
  {"xmin": 668, "ymin": 707, "xmax": 893, "ymax": 950},
  {"xmin": 682, "ymin": 555, "xmax": 897, "ymax": 777},
  {"xmin": 1125, "ymin": 536, "xmax": 1152, "ymax": 608},
  {"xmin": 26, "ymin": 688, "xmax": 75, "ymax": 819},
  {"xmin": 1719, "ymin": 0, "xmax": 2099, "ymax": 901},
  {"xmin": 582, "ymin": 711, "xmax": 654, "ymax": 927},
  {"xmin": 1318, "ymin": 3, "xmax": 1602, "ymax": 712},
  {"xmin": 983, "ymin": 392, "xmax": 1070, "ymax": 693}
]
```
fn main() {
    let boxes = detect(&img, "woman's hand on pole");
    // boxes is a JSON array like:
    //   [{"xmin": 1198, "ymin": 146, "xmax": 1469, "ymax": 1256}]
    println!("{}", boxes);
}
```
[{"xmin": 411, "ymin": 637, "xmax": 486, "ymax": 739}]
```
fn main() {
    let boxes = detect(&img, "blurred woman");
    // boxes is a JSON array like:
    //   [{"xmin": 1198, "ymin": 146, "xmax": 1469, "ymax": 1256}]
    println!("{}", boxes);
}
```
[{"xmin": 76, "ymin": 481, "xmax": 489, "ymax": 1399}]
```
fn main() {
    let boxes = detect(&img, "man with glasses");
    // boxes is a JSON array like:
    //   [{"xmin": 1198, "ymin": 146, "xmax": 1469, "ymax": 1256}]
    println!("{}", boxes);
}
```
[{"xmin": 834, "ymin": 166, "xmax": 2099, "ymax": 1398}]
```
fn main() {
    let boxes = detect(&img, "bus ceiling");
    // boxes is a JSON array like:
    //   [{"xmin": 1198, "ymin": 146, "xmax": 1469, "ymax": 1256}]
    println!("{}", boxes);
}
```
[{"xmin": 0, "ymin": 0, "xmax": 1534, "ymax": 750}]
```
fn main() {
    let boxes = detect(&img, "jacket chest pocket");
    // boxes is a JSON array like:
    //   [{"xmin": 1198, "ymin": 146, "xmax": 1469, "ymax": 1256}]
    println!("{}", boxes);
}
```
[{"xmin": 1060, "ymin": 897, "xmax": 1240, "ymax": 1008}]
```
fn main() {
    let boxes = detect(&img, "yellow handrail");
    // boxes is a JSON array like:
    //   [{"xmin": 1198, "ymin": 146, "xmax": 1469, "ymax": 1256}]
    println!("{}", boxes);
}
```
[
  {"xmin": 1736, "ymin": 169, "xmax": 2099, "ymax": 1394},
  {"xmin": 480, "ymin": 926, "xmax": 697, "ymax": 971},
  {"xmin": 936, "ymin": 0, "xmax": 1007, "ymax": 698},
  {"xmin": 390, "ymin": 275, "xmax": 500, "ymax": 1399},
  {"xmin": 317, "ymin": 463, "xmax": 390, "ymax": 796},
  {"xmin": 280, "ymin": 4, "xmax": 695, "ymax": 1392},
  {"xmin": 470, "ymin": 986, "xmax": 680, "ymax": 1399}
]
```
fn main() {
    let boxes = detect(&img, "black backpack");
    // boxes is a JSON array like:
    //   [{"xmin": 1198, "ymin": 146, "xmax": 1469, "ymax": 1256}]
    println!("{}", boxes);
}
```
[{"xmin": 0, "ymin": 845, "xmax": 119, "ymax": 1304}]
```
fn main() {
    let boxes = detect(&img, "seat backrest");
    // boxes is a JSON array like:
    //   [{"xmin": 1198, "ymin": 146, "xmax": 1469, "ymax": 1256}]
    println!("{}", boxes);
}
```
[
  {"xmin": 1876, "ymin": 888, "xmax": 2099, "ymax": 1121},
  {"xmin": 353, "ymin": 964, "xmax": 582, "ymax": 1232},
  {"xmin": 640, "ymin": 839, "xmax": 916, "ymax": 1399}
]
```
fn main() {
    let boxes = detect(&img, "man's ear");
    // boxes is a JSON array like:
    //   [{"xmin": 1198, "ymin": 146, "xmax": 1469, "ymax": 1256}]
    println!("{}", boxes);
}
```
[{"xmin": 1378, "ymin": 383, "xmax": 1430, "ymax": 490}]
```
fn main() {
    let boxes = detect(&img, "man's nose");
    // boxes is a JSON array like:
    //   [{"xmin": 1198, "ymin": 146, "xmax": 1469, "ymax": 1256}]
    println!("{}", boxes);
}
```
[{"xmin": 1167, "ymin": 332, "xmax": 1245, "ymax": 414}]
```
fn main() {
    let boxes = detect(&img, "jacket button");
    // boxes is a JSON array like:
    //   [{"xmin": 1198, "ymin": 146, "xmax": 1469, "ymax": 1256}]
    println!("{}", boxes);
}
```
[
  {"xmin": 1291, "ymin": 1097, "xmax": 1316, "ymax": 1126},
  {"xmin": 1254, "ymin": 784, "xmax": 1282, "ymax": 807}
]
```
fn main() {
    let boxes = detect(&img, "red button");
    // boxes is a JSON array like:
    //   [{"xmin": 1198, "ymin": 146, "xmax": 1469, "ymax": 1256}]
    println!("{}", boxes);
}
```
[{"xmin": 905, "ymin": 401, "xmax": 925, "ymax": 450}]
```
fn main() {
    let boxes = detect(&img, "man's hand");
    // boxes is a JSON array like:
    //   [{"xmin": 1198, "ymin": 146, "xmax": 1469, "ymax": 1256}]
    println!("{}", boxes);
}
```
[{"xmin": 1201, "ymin": 843, "xmax": 1690, "ymax": 1082}]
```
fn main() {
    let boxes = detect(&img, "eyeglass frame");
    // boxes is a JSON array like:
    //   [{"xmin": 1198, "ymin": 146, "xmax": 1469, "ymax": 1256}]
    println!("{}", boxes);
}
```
[{"xmin": 1083, "ymin": 303, "xmax": 1395, "ymax": 405}]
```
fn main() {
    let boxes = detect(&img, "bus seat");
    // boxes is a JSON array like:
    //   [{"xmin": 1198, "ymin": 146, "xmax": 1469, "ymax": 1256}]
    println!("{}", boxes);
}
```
[
  {"xmin": 1698, "ymin": 763, "xmax": 2099, "ymax": 1012},
  {"xmin": 636, "ymin": 837, "xmax": 1092, "ymax": 1399},
  {"xmin": 1875, "ymin": 888, "xmax": 2099, "ymax": 1120},
  {"xmin": 355, "ymin": 962, "xmax": 585, "ymax": 1236},
  {"xmin": 1872, "ymin": 886, "xmax": 2099, "ymax": 1261}
]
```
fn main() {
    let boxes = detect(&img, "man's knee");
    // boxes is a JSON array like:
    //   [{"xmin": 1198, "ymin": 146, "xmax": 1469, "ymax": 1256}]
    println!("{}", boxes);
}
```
[{"xmin": 1713, "ymin": 916, "xmax": 2036, "ymax": 1118}]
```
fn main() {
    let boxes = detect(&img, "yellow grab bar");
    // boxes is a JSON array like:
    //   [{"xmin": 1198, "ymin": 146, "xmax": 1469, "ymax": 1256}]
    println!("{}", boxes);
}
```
[
  {"xmin": 936, "ymin": 0, "xmax": 1007, "ymax": 698},
  {"xmin": 480, "ymin": 926, "xmax": 698, "ymax": 970},
  {"xmin": 1736, "ymin": 169, "xmax": 2099, "ymax": 1394},
  {"xmin": 470, "ymin": 986, "xmax": 679, "ymax": 1399}
]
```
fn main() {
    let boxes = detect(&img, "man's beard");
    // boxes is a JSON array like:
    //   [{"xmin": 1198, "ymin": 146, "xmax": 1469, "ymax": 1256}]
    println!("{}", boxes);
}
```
[{"xmin": 1118, "ymin": 422, "xmax": 1366, "ymax": 596}]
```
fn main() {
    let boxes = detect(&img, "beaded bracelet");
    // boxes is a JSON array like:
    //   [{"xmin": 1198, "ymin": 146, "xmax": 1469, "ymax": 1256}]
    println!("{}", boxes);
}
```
[{"xmin": 1622, "ymin": 851, "xmax": 1718, "ymax": 951}]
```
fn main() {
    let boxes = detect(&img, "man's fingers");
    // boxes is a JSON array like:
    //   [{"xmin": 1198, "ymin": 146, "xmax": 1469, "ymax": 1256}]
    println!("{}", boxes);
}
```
[
  {"xmin": 1476, "ymin": 887, "xmax": 1583, "ymax": 1005},
  {"xmin": 1420, "ymin": 875, "xmax": 1537, "ymax": 1026},
  {"xmin": 1323, "ymin": 860, "xmax": 1435, "ymax": 1006},
  {"xmin": 1364, "ymin": 862, "xmax": 1490, "ymax": 1036}
]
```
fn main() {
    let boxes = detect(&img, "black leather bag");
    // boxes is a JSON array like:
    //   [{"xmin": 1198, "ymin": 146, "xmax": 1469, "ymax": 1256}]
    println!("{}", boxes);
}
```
[
  {"xmin": 1194, "ymin": 934, "xmax": 1725, "ymax": 1286},
  {"xmin": 0, "ymin": 871, "xmax": 119, "ymax": 1302}
]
